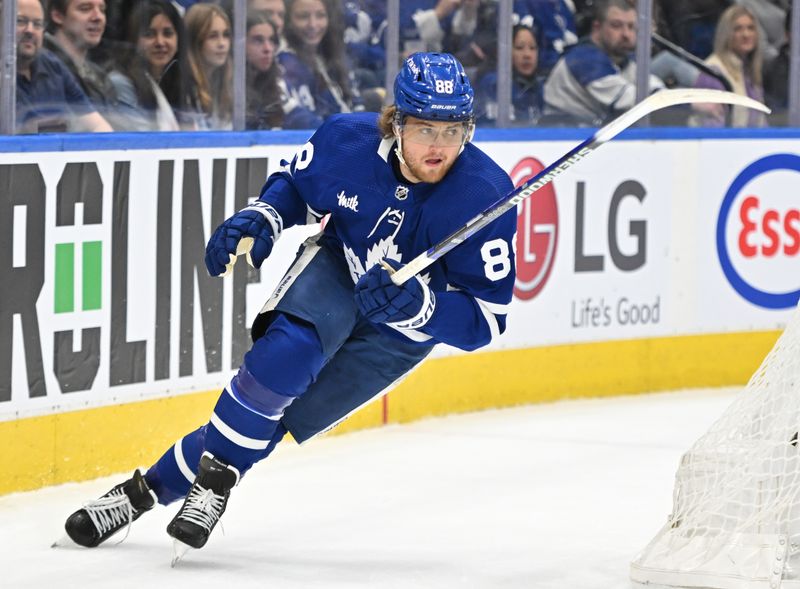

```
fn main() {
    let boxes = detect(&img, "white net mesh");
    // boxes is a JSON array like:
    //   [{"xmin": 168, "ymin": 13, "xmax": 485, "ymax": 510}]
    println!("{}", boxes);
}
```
[{"xmin": 631, "ymin": 303, "xmax": 800, "ymax": 589}]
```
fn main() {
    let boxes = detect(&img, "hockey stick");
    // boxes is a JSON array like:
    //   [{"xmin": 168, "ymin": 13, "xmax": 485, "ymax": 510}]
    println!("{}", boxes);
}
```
[{"xmin": 389, "ymin": 88, "xmax": 769, "ymax": 285}]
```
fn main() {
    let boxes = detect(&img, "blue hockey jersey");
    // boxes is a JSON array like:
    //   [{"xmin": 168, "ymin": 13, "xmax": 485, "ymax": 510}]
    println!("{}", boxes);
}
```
[{"xmin": 258, "ymin": 112, "xmax": 517, "ymax": 351}]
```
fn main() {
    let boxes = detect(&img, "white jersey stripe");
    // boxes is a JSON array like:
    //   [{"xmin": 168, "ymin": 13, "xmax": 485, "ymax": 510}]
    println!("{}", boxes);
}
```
[
  {"xmin": 174, "ymin": 437, "xmax": 196, "ymax": 484},
  {"xmin": 210, "ymin": 413, "xmax": 273, "ymax": 450},
  {"xmin": 474, "ymin": 297, "xmax": 510, "ymax": 315},
  {"xmin": 475, "ymin": 298, "xmax": 501, "ymax": 341}
]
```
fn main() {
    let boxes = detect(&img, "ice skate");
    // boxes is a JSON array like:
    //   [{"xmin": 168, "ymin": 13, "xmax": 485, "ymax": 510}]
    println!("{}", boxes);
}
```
[
  {"xmin": 167, "ymin": 452, "xmax": 239, "ymax": 559},
  {"xmin": 59, "ymin": 469, "xmax": 157, "ymax": 548}
]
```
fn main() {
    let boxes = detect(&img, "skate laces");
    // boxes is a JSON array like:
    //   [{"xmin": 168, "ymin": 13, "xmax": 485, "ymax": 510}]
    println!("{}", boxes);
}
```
[
  {"xmin": 83, "ymin": 488, "xmax": 135, "ymax": 543},
  {"xmin": 178, "ymin": 484, "xmax": 226, "ymax": 532}
]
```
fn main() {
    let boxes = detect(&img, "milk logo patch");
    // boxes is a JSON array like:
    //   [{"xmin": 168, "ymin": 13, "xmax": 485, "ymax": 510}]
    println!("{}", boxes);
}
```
[{"xmin": 336, "ymin": 190, "xmax": 359, "ymax": 212}]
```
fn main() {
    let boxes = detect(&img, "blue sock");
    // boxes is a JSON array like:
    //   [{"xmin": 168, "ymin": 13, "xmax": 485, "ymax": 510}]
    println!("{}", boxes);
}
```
[{"xmin": 144, "ymin": 313, "xmax": 324, "ymax": 502}]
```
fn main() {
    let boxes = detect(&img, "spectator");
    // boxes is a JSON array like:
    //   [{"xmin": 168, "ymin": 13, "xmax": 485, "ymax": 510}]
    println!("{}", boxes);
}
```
[
  {"xmin": 108, "ymin": 0, "xmax": 197, "ymax": 131},
  {"xmin": 763, "ymin": 8, "xmax": 790, "ymax": 125},
  {"xmin": 444, "ymin": 0, "xmax": 499, "ymax": 76},
  {"xmin": 186, "ymin": 3, "xmax": 234, "ymax": 130},
  {"xmin": 737, "ymin": 0, "xmax": 788, "ymax": 67},
  {"xmin": 655, "ymin": 0, "xmax": 731, "ymax": 60},
  {"xmin": 542, "ymin": 0, "xmax": 664, "ymax": 126},
  {"xmin": 513, "ymin": 0, "xmax": 578, "ymax": 76},
  {"xmin": 475, "ymin": 22, "xmax": 544, "ymax": 126},
  {"xmin": 249, "ymin": 0, "xmax": 286, "ymax": 37},
  {"xmin": 245, "ymin": 11, "xmax": 284, "ymax": 129},
  {"xmin": 344, "ymin": 0, "xmax": 386, "ymax": 97},
  {"xmin": 279, "ymin": 0, "xmax": 361, "ymax": 126},
  {"xmin": 16, "ymin": 0, "xmax": 112, "ymax": 132},
  {"xmin": 392, "ymin": 0, "xmax": 475, "ymax": 56},
  {"xmin": 690, "ymin": 4, "xmax": 767, "ymax": 127},
  {"xmin": 44, "ymin": 0, "xmax": 131, "ymax": 129}
]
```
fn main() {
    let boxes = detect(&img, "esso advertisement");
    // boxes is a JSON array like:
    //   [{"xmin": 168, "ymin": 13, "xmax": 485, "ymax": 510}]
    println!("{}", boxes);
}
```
[
  {"xmin": 510, "ymin": 157, "xmax": 559, "ymax": 301},
  {"xmin": 717, "ymin": 154, "xmax": 800, "ymax": 309}
]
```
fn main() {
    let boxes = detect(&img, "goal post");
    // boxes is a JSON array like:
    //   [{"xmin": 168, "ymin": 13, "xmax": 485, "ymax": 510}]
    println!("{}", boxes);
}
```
[{"xmin": 631, "ymin": 302, "xmax": 800, "ymax": 589}]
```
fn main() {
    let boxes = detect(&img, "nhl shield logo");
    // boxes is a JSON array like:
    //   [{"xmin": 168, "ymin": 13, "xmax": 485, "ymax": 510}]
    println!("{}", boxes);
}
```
[{"xmin": 394, "ymin": 185, "xmax": 409, "ymax": 201}]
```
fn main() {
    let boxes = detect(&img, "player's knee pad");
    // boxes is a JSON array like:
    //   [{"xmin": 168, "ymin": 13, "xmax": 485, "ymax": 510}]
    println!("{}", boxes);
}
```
[{"xmin": 243, "ymin": 313, "xmax": 326, "ymax": 398}]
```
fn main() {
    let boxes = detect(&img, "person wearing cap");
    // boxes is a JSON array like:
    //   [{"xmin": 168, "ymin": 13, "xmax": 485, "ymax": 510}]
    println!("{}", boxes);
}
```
[{"xmin": 61, "ymin": 52, "xmax": 517, "ymax": 557}]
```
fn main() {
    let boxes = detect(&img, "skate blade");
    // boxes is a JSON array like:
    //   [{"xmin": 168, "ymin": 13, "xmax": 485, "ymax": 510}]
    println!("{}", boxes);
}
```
[
  {"xmin": 171, "ymin": 539, "xmax": 192, "ymax": 567},
  {"xmin": 51, "ymin": 534, "xmax": 78, "ymax": 548}
]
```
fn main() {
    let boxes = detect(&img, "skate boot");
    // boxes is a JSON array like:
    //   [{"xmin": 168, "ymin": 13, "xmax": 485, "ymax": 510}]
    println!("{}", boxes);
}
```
[
  {"xmin": 167, "ymin": 452, "xmax": 239, "ymax": 550},
  {"xmin": 64, "ymin": 469, "xmax": 157, "ymax": 547}
]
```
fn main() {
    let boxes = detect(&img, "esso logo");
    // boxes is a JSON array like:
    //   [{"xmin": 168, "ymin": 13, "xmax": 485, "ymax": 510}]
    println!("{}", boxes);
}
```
[
  {"xmin": 717, "ymin": 153, "xmax": 800, "ymax": 309},
  {"xmin": 511, "ymin": 157, "xmax": 559, "ymax": 300}
]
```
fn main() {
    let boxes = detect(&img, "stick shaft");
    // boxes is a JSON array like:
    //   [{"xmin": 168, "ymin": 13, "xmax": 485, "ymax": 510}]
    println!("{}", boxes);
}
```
[{"xmin": 390, "ymin": 88, "xmax": 769, "ymax": 285}]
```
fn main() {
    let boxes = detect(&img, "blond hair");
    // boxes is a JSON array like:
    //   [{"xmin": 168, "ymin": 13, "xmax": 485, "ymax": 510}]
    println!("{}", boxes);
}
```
[{"xmin": 712, "ymin": 5, "xmax": 762, "ymax": 87}]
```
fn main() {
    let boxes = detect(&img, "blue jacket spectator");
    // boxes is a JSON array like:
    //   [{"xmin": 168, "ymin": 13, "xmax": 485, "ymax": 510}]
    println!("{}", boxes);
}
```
[
  {"xmin": 655, "ymin": 0, "xmax": 730, "ymax": 60},
  {"xmin": 344, "ymin": 0, "xmax": 386, "ymax": 88},
  {"xmin": 16, "ymin": 0, "xmax": 112, "ymax": 133},
  {"xmin": 18, "ymin": 50, "xmax": 105, "ymax": 132},
  {"xmin": 475, "ymin": 23, "xmax": 544, "ymax": 126},
  {"xmin": 543, "ymin": 0, "xmax": 664, "ymax": 126},
  {"xmin": 513, "ymin": 0, "xmax": 578, "ymax": 75},
  {"xmin": 279, "ymin": 0, "xmax": 362, "ymax": 126}
]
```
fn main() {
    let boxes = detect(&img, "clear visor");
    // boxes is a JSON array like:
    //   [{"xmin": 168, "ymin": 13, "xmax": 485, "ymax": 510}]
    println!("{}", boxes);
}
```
[{"xmin": 397, "ymin": 120, "xmax": 473, "ymax": 147}]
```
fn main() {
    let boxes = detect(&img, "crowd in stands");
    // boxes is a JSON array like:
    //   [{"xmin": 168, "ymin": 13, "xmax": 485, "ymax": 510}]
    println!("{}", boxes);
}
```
[{"xmin": 10, "ymin": 0, "xmax": 794, "ymax": 133}]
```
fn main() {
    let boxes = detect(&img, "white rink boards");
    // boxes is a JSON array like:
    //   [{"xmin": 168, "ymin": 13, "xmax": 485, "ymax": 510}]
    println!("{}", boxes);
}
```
[{"xmin": 1, "ymin": 387, "xmax": 739, "ymax": 589}]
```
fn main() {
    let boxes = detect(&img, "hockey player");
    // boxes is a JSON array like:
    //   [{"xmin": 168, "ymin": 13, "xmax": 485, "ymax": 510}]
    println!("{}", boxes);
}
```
[{"xmin": 61, "ymin": 52, "xmax": 517, "ymax": 555}]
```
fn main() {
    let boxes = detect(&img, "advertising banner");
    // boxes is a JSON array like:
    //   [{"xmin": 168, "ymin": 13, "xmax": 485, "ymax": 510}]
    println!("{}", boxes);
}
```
[{"xmin": 2, "ymin": 136, "xmax": 798, "ymax": 422}]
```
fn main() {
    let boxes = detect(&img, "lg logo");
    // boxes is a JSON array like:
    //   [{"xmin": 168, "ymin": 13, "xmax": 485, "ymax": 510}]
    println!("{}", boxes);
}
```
[{"xmin": 511, "ymin": 158, "xmax": 558, "ymax": 301}]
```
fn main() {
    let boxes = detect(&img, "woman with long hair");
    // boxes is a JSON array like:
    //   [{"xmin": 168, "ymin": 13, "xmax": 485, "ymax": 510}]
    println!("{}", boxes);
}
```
[
  {"xmin": 691, "ymin": 5, "xmax": 767, "ymax": 127},
  {"xmin": 185, "ymin": 3, "xmax": 234, "ymax": 129},
  {"xmin": 245, "ymin": 12, "xmax": 284, "ymax": 129},
  {"xmin": 475, "ymin": 22, "xmax": 543, "ymax": 126},
  {"xmin": 109, "ymin": 0, "xmax": 196, "ymax": 130},
  {"xmin": 278, "ymin": 0, "xmax": 361, "ymax": 125}
]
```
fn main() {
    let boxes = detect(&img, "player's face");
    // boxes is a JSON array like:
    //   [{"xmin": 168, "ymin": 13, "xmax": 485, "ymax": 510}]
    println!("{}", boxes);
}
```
[
  {"xmin": 730, "ymin": 14, "xmax": 758, "ymax": 59},
  {"xmin": 512, "ymin": 28, "xmax": 538, "ymax": 78},
  {"xmin": 53, "ymin": 0, "xmax": 106, "ymax": 50},
  {"xmin": 289, "ymin": 0, "xmax": 328, "ymax": 50},
  {"xmin": 246, "ymin": 22, "xmax": 277, "ymax": 72},
  {"xmin": 201, "ymin": 14, "xmax": 231, "ymax": 69},
  {"xmin": 398, "ymin": 117, "xmax": 466, "ymax": 184},
  {"xmin": 138, "ymin": 13, "xmax": 178, "ymax": 77},
  {"xmin": 593, "ymin": 6, "xmax": 636, "ymax": 62},
  {"xmin": 16, "ymin": 0, "xmax": 45, "ymax": 62}
]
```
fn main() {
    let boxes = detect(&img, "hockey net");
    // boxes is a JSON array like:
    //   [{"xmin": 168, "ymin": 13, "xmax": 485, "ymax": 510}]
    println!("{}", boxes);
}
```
[{"xmin": 631, "ymin": 302, "xmax": 800, "ymax": 589}]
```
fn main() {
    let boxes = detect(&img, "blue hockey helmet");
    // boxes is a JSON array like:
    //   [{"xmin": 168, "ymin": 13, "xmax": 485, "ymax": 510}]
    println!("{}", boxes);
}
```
[{"xmin": 394, "ymin": 52, "xmax": 474, "ymax": 122}]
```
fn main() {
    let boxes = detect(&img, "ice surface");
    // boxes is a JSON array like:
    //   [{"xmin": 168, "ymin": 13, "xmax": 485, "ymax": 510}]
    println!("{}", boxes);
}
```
[{"xmin": 0, "ymin": 388, "xmax": 738, "ymax": 589}]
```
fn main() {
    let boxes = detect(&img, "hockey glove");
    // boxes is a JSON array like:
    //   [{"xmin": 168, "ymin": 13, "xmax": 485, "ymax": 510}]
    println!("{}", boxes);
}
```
[
  {"xmin": 205, "ymin": 201, "xmax": 283, "ymax": 277},
  {"xmin": 354, "ymin": 259, "xmax": 436, "ymax": 329}
]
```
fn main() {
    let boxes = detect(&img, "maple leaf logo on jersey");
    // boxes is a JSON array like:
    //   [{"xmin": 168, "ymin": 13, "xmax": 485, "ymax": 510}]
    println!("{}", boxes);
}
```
[
  {"xmin": 344, "ymin": 206, "xmax": 408, "ymax": 283},
  {"xmin": 344, "ymin": 238, "xmax": 403, "ymax": 283},
  {"xmin": 366, "ymin": 238, "xmax": 402, "ymax": 270}
]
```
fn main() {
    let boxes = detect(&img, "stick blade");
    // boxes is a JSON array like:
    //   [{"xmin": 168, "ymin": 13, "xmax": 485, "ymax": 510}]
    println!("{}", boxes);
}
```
[
  {"xmin": 656, "ymin": 88, "xmax": 771, "ymax": 113},
  {"xmin": 597, "ymin": 88, "xmax": 771, "ymax": 142}
]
